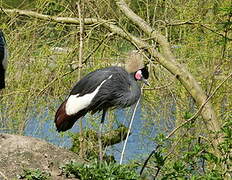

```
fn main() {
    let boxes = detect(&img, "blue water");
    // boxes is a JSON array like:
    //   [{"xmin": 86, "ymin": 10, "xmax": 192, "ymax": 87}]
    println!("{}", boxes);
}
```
[
  {"xmin": 23, "ymin": 104, "xmax": 157, "ymax": 163},
  {"xmin": 0, "ymin": 95, "xmax": 177, "ymax": 163}
]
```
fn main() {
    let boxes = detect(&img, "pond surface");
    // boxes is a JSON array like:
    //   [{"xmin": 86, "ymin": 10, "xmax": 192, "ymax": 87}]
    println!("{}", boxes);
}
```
[{"xmin": 24, "ymin": 104, "xmax": 157, "ymax": 163}]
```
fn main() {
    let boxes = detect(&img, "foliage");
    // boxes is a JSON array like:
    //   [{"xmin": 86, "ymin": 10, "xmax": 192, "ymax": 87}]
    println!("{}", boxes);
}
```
[
  {"xmin": 0, "ymin": 0, "xmax": 231, "ymax": 179},
  {"xmin": 62, "ymin": 160, "xmax": 140, "ymax": 180},
  {"xmin": 19, "ymin": 169, "xmax": 50, "ymax": 180},
  {"xmin": 142, "ymin": 117, "xmax": 232, "ymax": 179}
]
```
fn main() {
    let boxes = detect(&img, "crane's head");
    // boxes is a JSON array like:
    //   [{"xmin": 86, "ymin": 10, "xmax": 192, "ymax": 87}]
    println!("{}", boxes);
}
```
[
  {"xmin": 134, "ymin": 66, "xmax": 149, "ymax": 85},
  {"xmin": 124, "ymin": 51, "xmax": 149, "ymax": 85}
]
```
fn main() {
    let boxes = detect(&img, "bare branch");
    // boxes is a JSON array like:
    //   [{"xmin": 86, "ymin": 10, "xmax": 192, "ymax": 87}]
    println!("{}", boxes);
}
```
[
  {"xmin": 166, "ymin": 72, "xmax": 232, "ymax": 140},
  {"xmin": 166, "ymin": 20, "xmax": 232, "ymax": 40},
  {"xmin": 77, "ymin": 1, "xmax": 84, "ymax": 160},
  {"xmin": 116, "ymin": 0, "xmax": 174, "ymax": 60},
  {"xmin": 2, "ymin": 8, "xmax": 110, "ymax": 25},
  {"xmin": 115, "ymin": 0, "xmax": 221, "ymax": 148},
  {"xmin": 141, "ymin": 71, "xmax": 231, "ymax": 175}
]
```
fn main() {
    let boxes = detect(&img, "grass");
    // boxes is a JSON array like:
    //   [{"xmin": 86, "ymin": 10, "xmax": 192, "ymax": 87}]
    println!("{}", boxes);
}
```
[
  {"xmin": 18, "ymin": 169, "xmax": 50, "ymax": 180},
  {"xmin": 61, "ymin": 160, "xmax": 141, "ymax": 180}
]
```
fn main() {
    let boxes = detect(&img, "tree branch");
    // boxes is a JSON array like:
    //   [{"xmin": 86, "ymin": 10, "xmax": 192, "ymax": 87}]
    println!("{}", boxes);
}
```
[
  {"xmin": 115, "ymin": 0, "xmax": 221, "ymax": 147},
  {"xmin": 166, "ymin": 20, "xmax": 232, "ymax": 40},
  {"xmin": 166, "ymin": 72, "xmax": 232, "ymax": 140},
  {"xmin": 2, "ymin": 8, "xmax": 117, "ymax": 26},
  {"xmin": 3, "ymin": 6, "xmax": 222, "ymax": 147}
]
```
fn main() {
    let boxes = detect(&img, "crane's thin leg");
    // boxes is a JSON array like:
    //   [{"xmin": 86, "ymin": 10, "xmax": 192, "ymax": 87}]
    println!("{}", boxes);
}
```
[{"xmin": 99, "ymin": 109, "xmax": 106, "ymax": 161}]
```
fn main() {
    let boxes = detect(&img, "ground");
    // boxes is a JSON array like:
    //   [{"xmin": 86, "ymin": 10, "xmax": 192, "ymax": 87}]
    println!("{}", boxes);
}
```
[{"xmin": 0, "ymin": 133, "xmax": 82, "ymax": 179}]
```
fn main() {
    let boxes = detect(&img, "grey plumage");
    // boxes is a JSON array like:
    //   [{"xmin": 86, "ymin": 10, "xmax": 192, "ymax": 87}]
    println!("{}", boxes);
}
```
[
  {"xmin": 71, "ymin": 67, "xmax": 141, "ymax": 112},
  {"xmin": 55, "ymin": 59, "xmax": 148, "ymax": 132}
]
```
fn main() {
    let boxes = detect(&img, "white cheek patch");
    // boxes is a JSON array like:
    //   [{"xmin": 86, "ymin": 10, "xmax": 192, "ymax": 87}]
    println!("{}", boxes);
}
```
[{"xmin": 65, "ymin": 75, "xmax": 112, "ymax": 115}]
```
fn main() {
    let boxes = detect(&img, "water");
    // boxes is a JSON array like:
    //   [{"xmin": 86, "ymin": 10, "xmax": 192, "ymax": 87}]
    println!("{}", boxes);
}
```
[
  {"xmin": 1, "ymin": 0, "xmax": 172, "ymax": 164},
  {"xmin": 1, "ymin": 95, "xmax": 176, "ymax": 163},
  {"xmin": 23, "ymin": 104, "xmax": 156, "ymax": 163}
]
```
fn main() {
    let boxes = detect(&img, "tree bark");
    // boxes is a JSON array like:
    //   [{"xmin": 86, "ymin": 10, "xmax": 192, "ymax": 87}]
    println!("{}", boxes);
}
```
[{"xmin": 115, "ymin": 0, "xmax": 221, "ymax": 144}]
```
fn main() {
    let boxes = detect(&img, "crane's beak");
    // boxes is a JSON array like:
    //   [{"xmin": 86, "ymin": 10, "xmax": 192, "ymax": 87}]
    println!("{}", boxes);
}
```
[{"xmin": 142, "ymin": 78, "xmax": 150, "ymax": 86}]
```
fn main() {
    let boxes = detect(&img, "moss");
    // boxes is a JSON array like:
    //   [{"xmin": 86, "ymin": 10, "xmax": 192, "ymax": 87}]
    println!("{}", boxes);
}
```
[{"xmin": 70, "ymin": 124, "xmax": 129, "ymax": 161}]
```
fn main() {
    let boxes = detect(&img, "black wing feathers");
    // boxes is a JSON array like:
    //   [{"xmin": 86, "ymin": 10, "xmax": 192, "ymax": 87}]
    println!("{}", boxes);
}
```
[
  {"xmin": 88, "ymin": 67, "xmax": 134, "ymax": 112},
  {"xmin": 70, "ymin": 66, "xmax": 133, "ymax": 113},
  {"xmin": 0, "ymin": 64, "xmax": 5, "ymax": 89},
  {"xmin": 0, "ymin": 31, "xmax": 7, "ymax": 89},
  {"xmin": 55, "ymin": 66, "xmax": 141, "ymax": 132}
]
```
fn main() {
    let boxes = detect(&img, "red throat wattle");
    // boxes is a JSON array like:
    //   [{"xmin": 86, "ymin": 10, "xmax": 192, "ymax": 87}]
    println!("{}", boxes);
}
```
[{"xmin": 135, "ymin": 70, "xmax": 142, "ymax": 80}]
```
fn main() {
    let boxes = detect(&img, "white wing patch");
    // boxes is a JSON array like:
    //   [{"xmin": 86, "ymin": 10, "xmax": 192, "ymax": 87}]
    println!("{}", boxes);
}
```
[{"xmin": 65, "ymin": 75, "xmax": 112, "ymax": 115}]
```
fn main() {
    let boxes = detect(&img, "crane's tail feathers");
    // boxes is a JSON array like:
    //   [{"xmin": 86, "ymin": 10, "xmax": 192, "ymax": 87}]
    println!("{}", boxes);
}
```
[{"xmin": 55, "ymin": 100, "xmax": 87, "ymax": 132}]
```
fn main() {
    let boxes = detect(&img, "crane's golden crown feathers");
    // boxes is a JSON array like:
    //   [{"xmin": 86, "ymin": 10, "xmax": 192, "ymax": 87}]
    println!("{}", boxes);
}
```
[{"xmin": 125, "ymin": 51, "xmax": 144, "ymax": 73}]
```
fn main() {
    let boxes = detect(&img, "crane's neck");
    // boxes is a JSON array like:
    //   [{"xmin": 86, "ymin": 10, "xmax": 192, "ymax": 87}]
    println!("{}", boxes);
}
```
[{"xmin": 125, "ymin": 73, "xmax": 141, "ymax": 106}]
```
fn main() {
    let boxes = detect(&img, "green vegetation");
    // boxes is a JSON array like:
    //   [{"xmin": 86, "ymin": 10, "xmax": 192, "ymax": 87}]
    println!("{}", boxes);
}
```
[
  {"xmin": 62, "ymin": 160, "xmax": 140, "ymax": 180},
  {"xmin": 70, "ymin": 124, "xmax": 128, "ymax": 161},
  {"xmin": 19, "ymin": 169, "xmax": 50, "ymax": 180},
  {"xmin": 0, "ymin": 0, "xmax": 231, "ymax": 179},
  {"xmin": 144, "ymin": 120, "xmax": 232, "ymax": 179}
]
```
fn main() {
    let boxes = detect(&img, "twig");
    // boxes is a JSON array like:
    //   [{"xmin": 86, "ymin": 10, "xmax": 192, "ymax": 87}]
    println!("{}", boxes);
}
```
[
  {"xmin": 164, "ymin": 20, "xmax": 232, "ymax": 41},
  {"xmin": 77, "ymin": 1, "xmax": 84, "ymax": 160},
  {"xmin": 153, "ymin": 167, "xmax": 161, "ymax": 180},
  {"xmin": 143, "ymin": 81, "xmax": 174, "ymax": 90},
  {"xmin": 0, "ymin": 90, "xmax": 29, "ymax": 97},
  {"xmin": 37, "ymin": 69, "xmax": 76, "ymax": 96},
  {"xmin": 140, "ymin": 72, "xmax": 232, "ymax": 176},
  {"xmin": 77, "ymin": 2, "xmax": 83, "ymax": 79},
  {"xmin": 166, "ymin": 72, "xmax": 232, "ymax": 140},
  {"xmin": 83, "ymin": 33, "xmax": 115, "ymax": 64},
  {"xmin": 140, "ymin": 145, "xmax": 161, "ymax": 175},
  {"xmin": 140, "ymin": 137, "xmax": 181, "ymax": 177}
]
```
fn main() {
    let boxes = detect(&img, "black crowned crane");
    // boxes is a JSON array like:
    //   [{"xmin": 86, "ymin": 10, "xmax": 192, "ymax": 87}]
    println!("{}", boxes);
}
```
[
  {"xmin": 0, "ymin": 30, "xmax": 8, "ymax": 89},
  {"xmin": 55, "ymin": 52, "xmax": 149, "ymax": 160}
]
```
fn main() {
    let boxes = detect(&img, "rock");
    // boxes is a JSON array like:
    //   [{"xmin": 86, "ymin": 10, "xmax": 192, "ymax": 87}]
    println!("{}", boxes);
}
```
[{"xmin": 0, "ymin": 133, "xmax": 82, "ymax": 179}]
